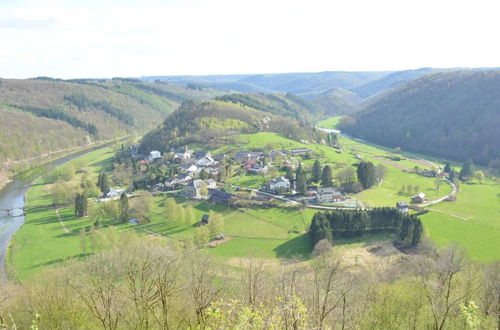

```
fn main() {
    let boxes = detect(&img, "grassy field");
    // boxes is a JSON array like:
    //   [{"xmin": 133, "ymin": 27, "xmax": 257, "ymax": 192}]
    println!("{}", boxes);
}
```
[
  {"xmin": 316, "ymin": 116, "xmax": 343, "ymax": 129},
  {"xmin": 420, "ymin": 180, "xmax": 500, "ymax": 262},
  {"xmin": 8, "ymin": 147, "xmax": 116, "ymax": 280}
]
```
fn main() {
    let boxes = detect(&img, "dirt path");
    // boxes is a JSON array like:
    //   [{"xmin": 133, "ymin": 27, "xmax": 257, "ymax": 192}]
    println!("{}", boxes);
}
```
[
  {"xmin": 372, "ymin": 156, "xmax": 414, "ymax": 172},
  {"xmin": 426, "ymin": 208, "xmax": 470, "ymax": 221},
  {"xmin": 55, "ymin": 208, "xmax": 69, "ymax": 233}
]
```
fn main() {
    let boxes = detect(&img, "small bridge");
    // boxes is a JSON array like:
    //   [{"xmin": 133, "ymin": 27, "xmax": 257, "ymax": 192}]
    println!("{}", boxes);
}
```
[{"xmin": 0, "ymin": 208, "xmax": 25, "ymax": 217}]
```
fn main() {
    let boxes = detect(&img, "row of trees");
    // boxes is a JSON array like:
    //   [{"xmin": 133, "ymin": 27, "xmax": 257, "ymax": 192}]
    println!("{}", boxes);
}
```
[
  {"xmin": 1, "ymin": 238, "xmax": 498, "ymax": 329},
  {"xmin": 310, "ymin": 208, "xmax": 423, "ymax": 249}
]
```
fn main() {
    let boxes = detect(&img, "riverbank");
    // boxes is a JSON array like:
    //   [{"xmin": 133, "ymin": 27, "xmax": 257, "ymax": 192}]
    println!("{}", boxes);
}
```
[{"xmin": 0, "ymin": 135, "xmax": 134, "ymax": 191}]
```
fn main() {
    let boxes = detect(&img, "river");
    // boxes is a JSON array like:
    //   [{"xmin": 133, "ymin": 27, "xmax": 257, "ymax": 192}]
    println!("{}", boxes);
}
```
[{"xmin": 0, "ymin": 144, "xmax": 113, "ymax": 272}]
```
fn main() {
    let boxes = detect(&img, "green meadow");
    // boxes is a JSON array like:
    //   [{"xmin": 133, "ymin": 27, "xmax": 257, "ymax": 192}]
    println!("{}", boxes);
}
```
[{"xmin": 316, "ymin": 116, "xmax": 343, "ymax": 129}]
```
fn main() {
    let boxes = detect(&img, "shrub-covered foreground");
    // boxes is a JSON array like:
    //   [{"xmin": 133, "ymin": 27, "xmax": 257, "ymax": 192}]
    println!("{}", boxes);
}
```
[
  {"xmin": 310, "ymin": 208, "xmax": 423, "ymax": 250},
  {"xmin": 0, "ymin": 232, "xmax": 498, "ymax": 329}
]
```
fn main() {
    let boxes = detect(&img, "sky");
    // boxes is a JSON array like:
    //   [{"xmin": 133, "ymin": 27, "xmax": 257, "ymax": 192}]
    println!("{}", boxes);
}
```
[{"xmin": 1, "ymin": 0, "xmax": 500, "ymax": 79}]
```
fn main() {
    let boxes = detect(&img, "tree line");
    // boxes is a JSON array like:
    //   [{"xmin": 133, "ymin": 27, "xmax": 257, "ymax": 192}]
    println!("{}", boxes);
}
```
[
  {"xmin": 64, "ymin": 94, "xmax": 134, "ymax": 126},
  {"xmin": 309, "ymin": 208, "xmax": 423, "ymax": 249},
  {"xmin": 14, "ymin": 104, "xmax": 98, "ymax": 135}
]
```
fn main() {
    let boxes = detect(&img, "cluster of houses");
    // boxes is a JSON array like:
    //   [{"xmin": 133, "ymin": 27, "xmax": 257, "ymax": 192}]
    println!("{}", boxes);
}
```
[{"xmin": 131, "ymin": 145, "xmax": 332, "ymax": 205}]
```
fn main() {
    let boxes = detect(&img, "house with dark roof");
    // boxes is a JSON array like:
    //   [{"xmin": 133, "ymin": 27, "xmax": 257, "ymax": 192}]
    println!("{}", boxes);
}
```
[
  {"xmin": 184, "ymin": 179, "xmax": 207, "ymax": 198},
  {"xmin": 208, "ymin": 189, "xmax": 235, "ymax": 206},
  {"xmin": 193, "ymin": 150, "xmax": 211, "ymax": 160},
  {"xmin": 201, "ymin": 214, "xmax": 210, "ymax": 225}
]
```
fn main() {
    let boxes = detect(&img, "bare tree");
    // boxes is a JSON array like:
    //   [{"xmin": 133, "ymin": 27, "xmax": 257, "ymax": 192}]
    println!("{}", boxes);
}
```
[
  {"xmin": 418, "ymin": 247, "xmax": 469, "ymax": 330},
  {"xmin": 67, "ymin": 252, "xmax": 125, "ymax": 330},
  {"xmin": 185, "ymin": 252, "xmax": 226, "ymax": 326}
]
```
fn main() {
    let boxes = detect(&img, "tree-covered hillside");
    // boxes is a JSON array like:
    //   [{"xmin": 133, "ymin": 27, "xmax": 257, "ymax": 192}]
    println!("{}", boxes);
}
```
[
  {"xmin": 139, "ymin": 100, "xmax": 325, "ymax": 153},
  {"xmin": 0, "ymin": 78, "xmax": 223, "ymax": 163},
  {"xmin": 215, "ymin": 93, "xmax": 324, "ymax": 122},
  {"xmin": 311, "ymin": 87, "xmax": 362, "ymax": 115},
  {"xmin": 343, "ymin": 70, "xmax": 500, "ymax": 165},
  {"xmin": 143, "ymin": 71, "xmax": 391, "ymax": 95}
]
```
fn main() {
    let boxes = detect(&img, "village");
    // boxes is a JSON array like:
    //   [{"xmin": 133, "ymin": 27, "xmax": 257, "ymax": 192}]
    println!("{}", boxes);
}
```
[{"xmin": 115, "ymin": 144, "xmax": 441, "ymax": 214}]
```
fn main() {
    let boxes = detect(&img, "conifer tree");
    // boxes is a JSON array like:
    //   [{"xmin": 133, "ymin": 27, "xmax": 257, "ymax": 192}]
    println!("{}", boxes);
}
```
[
  {"xmin": 321, "ymin": 166, "xmax": 333, "ymax": 187},
  {"xmin": 312, "ymin": 160, "xmax": 322, "ymax": 183},
  {"xmin": 119, "ymin": 193, "xmax": 129, "ymax": 222}
]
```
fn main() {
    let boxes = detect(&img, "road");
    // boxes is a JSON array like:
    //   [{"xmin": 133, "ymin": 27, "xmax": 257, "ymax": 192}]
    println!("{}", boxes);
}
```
[{"xmin": 420, "ymin": 179, "xmax": 457, "ymax": 207}]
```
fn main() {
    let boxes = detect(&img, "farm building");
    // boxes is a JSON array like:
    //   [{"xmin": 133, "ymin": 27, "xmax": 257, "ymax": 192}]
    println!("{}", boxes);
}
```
[
  {"xmin": 412, "ymin": 192, "xmax": 426, "ymax": 203},
  {"xmin": 289, "ymin": 148, "xmax": 312, "ymax": 155}
]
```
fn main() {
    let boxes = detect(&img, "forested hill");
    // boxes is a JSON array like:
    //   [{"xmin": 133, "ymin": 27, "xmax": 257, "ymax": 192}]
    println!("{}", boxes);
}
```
[
  {"xmin": 142, "ymin": 71, "xmax": 391, "ymax": 95},
  {"xmin": 343, "ymin": 70, "xmax": 500, "ymax": 165},
  {"xmin": 139, "ymin": 100, "xmax": 325, "ymax": 153},
  {"xmin": 0, "ymin": 78, "xmax": 223, "ymax": 163},
  {"xmin": 214, "ymin": 93, "xmax": 324, "ymax": 122}
]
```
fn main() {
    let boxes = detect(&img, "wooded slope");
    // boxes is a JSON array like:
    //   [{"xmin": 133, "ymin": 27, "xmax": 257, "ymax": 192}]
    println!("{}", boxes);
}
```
[{"xmin": 344, "ymin": 70, "xmax": 500, "ymax": 164}]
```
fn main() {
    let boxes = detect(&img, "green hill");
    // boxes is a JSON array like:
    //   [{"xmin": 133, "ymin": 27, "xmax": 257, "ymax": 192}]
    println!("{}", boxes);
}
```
[
  {"xmin": 343, "ymin": 70, "xmax": 500, "ymax": 165},
  {"xmin": 311, "ymin": 87, "xmax": 362, "ymax": 115},
  {"xmin": 0, "ymin": 78, "xmax": 223, "ymax": 163},
  {"xmin": 215, "ymin": 93, "xmax": 324, "ymax": 122},
  {"xmin": 139, "ymin": 99, "xmax": 325, "ymax": 152}
]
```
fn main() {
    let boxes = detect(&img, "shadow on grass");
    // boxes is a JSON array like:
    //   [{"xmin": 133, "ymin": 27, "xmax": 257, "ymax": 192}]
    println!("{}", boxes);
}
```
[
  {"xmin": 273, "ymin": 234, "xmax": 311, "ymax": 258},
  {"xmin": 333, "ymin": 232, "xmax": 395, "ymax": 247},
  {"xmin": 31, "ymin": 253, "xmax": 92, "ymax": 269}
]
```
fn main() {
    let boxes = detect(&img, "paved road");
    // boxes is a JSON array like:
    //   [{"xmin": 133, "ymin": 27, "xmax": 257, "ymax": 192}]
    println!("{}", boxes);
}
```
[{"xmin": 420, "ymin": 179, "xmax": 457, "ymax": 207}]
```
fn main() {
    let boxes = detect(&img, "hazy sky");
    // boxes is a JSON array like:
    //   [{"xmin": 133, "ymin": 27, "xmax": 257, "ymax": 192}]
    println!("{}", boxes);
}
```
[{"xmin": 1, "ymin": 0, "xmax": 499, "ymax": 78}]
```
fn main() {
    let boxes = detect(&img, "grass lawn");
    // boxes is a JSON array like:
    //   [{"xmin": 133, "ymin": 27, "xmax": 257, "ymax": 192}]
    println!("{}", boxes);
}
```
[
  {"xmin": 419, "ymin": 180, "xmax": 500, "ymax": 262},
  {"xmin": 207, "ymin": 235, "xmax": 311, "ymax": 258},
  {"xmin": 421, "ymin": 211, "xmax": 500, "ymax": 262},
  {"xmin": 8, "ymin": 147, "xmax": 116, "ymax": 280},
  {"xmin": 316, "ymin": 116, "xmax": 343, "ymax": 129}
]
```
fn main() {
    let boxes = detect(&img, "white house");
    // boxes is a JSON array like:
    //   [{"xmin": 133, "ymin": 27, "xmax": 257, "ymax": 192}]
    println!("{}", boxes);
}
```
[
  {"xmin": 206, "ymin": 179, "xmax": 217, "ymax": 189},
  {"xmin": 174, "ymin": 146, "xmax": 193, "ymax": 160},
  {"xmin": 107, "ymin": 188, "xmax": 126, "ymax": 198},
  {"xmin": 149, "ymin": 150, "xmax": 161, "ymax": 161},
  {"xmin": 196, "ymin": 156, "xmax": 217, "ymax": 167},
  {"xmin": 181, "ymin": 164, "xmax": 199, "ymax": 176},
  {"xmin": 264, "ymin": 176, "xmax": 291, "ymax": 193},
  {"xmin": 316, "ymin": 188, "xmax": 343, "ymax": 203}
]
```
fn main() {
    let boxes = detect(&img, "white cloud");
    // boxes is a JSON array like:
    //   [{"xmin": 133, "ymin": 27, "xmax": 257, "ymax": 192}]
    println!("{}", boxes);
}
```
[{"xmin": 0, "ymin": 0, "xmax": 499, "ymax": 78}]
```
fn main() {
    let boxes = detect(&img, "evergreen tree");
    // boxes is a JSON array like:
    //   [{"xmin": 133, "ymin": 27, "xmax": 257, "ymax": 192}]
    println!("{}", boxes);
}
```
[
  {"xmin": 296, "ymin": 172, "xmax": 307, "ymax": 195},
  {"xmin": 443, "ymin": 163, "xmax": 452, "ymax": 174},
  {"xmin": 97, "ymin": 173, "xmax": 110, "ymax": 195},
  {"xmin": 119, "ymin": 193, "xmax": 129, "ymax": 222},
  {"xmin": 459, "ymin": 159, "xmax": 475, "ymax": 181},
  {"xmin": 321, "ymin": 166, "xmax": 333, "ymax": 187},
  {"xmin": 311, "ymin": 160, "xmax": 322, "ymax": 183},
  {"xmin": 74, "ymin": 193, "xmax": 87, "ymax": 218},
  {"xmin": 74, "ymin": 193, "xmax": 82, "ymax": 217},
  {"xmin": 199, "ymin": 168, "xmax": 209, "ymax": 180},
  {"xmin": 356, "ymin": 161, "xmax": 377, "ymax": 189}
]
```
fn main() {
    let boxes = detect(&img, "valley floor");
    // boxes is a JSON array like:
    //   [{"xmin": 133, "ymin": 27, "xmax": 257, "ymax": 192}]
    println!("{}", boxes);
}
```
[{"xmin": 6, "ymin": 131, "xmax": 500, "ymax": 281}]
